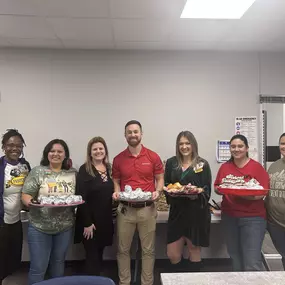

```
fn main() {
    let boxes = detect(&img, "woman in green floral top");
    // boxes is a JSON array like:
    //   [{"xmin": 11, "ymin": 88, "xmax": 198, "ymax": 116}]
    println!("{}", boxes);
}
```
[{"xmin": 22, "ymin": 139, "xmax": 76, "ymax": 285}]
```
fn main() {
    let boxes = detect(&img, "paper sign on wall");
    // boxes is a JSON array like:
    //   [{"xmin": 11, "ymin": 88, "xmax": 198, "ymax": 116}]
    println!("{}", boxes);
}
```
[
  {"xmin": 216, "ymin": 140, "xmax": 231, "ymax": 163},
  {"xmin": 235, "ymin": 116, "xmax": 258, "ymax": 161}
]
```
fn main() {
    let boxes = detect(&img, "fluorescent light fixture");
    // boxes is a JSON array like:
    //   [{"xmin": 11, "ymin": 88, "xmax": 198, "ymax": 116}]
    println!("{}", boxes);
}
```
[{"xmin": 180, "ymin": 0, "xmax": 256, "ymax": 19}]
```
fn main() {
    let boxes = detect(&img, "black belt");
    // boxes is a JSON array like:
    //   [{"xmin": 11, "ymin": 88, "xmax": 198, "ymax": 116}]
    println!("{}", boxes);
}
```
[{"xmin": 120, "ymin": 201, "xmax": 153, "ymax": 208}]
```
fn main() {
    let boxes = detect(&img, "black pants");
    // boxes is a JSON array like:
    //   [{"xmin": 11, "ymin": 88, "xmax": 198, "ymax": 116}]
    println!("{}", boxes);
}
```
[
  {"xmin": 82, "ymin": 238, "xmax": 105, "ymax": 276},
  {"xmin": 0, "ymin": 221, "xmax": 23, "ymax": 281}
]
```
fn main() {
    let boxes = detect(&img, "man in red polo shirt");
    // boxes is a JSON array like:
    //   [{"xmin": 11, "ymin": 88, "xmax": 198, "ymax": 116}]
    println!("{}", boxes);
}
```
[{"xmin": 112, "ymin": 120, "xmax": 164, "ymax": 285}]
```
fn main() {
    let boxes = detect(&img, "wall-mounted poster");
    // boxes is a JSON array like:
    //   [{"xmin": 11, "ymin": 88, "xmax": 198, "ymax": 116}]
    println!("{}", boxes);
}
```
[
  {"xmin": 235, "ymin": 116, "xmax": 258, "ymax": 161},
  {"xmin": 216, "ymin": 140, "xmax": 231, "ymax": 163}
]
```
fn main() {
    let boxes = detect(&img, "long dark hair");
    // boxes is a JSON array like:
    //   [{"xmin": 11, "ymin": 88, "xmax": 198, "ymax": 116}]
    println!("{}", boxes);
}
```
[
  {"xmin": 176, "ymin": 131, "xmax": 202, "ymax": 167},
  {"xmin": 40, "ymin": 139, "xmax": 70, "ymax": 170},
  {"xmin": 229, "ymin": 134, "xmax": 249, "ymax": 161}
]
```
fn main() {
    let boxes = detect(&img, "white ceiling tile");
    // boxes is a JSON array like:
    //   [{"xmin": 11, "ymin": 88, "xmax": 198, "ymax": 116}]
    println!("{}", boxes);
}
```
[
  {"xmin": 166, "ymin": 41, "xmax": 217, "ymax": 50},
  {"xmin": 110, "ymin": 0, "xmax": 185, "ymax": 19},
  {"xmin": 169, "ymin": 20, "xmax": 235, "ymax": 42},
  {"xmin": 0, "ymin": 16, "xmax": 56, "ymax": 39},
  {"xmin": 243, "ymin": 0, "xmax": 285, "ymax": 20},
  {"xmin": 116, "ymin": 41, "xmax": 168, "ymax": 50},
  {"xmin": 225, "ymin": 19, "xmax": 284, "ymax": 43},
  {"xmin": 47, "ymin": 18, "xmax": 114, "ymax": 42},
  {"xmin": 0, "ymin": 0, "xmax": 284, "ymax": 51},
  {"xmin": 33, "ymin": 0, "xmax": 110, "ymax": 18},
  {"xmin": 5, "ymin": 38, "xmax": 63, "ymax": 48},
  {"xmin": 116, "ymin": 41, "xmax": 218, "ymax": 51},
  {"xmin": 0, "ymin": 0, "xmax": 38, "ymax": 16},
  {"xmin": 62, "ymin": 39, "xmax": 115, "ymax": 49},
  {"xmin": 215, "ymin": 41, "xmax": 264, "ymax": 51},
  {"xmin": 214, "ymin": 40, "xmax": 285, "ymax": 52},
  {"xmin": 113, "ymin": 19, "xmax": 171, "ymax": 42}
]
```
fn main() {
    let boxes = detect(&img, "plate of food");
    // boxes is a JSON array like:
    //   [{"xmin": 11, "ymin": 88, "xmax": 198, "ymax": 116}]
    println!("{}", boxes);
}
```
[
  {"xmin": 29, "ymin": 195, "xmax": 85, "ymax": 208},
  {"xmin": 163, "ymin": 182, "xmax": 203, "ymax": 197},
  {"xmin": 118, "ymin": 185, "xmax": 153, "ymax": 203},
  {"xmin": 217, "ymin": 188, "xmax": 269, "ymax": 196},
  {"xmin": 217, "ymin": 175, "xmax": 269, "ymax": 196}
]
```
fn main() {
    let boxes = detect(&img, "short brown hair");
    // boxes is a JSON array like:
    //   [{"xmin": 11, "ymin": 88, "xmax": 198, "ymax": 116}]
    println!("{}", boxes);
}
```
[{"xmin": 124, "ymin": 120, "xmax": 142, "ymax": 131}]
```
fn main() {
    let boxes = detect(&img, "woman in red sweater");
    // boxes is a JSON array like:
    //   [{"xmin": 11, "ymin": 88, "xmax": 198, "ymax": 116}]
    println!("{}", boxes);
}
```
[{"xmin": 214, "ymin": 134, "xmax": 269, "ymax": 271}]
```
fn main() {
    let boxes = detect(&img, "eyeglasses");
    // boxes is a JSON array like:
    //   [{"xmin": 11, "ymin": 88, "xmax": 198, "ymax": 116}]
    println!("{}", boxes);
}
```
[{"xmin": 5, "ymin": 143, "xmax": 23, "ymax": 149}]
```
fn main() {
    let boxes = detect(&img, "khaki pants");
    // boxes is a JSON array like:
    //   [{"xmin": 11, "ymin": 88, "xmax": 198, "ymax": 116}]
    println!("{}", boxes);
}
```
[{"xmin": 117, "ymin": 203, "xmax": 157, "ymax": 285}]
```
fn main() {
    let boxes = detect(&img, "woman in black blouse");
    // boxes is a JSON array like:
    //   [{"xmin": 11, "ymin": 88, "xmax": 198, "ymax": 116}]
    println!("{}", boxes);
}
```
[
  {"xmin": 164, "ymin": 131, "xmax": 212, "ymax": 272},
  {"xmin": 75, "ymin": 137, "xmax": 114, "ymax": 276}
]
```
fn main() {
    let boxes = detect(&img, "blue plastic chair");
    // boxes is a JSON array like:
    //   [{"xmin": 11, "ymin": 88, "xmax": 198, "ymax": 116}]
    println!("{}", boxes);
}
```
[{"xmin": 35, "ymin": 276, "xmax": 116, "ymax": 285}]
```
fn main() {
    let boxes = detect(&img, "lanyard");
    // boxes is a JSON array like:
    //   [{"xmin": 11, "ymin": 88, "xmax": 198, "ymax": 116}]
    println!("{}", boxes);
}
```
[{"xmin": 181, "ymin": 167, "xmax": 191, "ymax": 180}]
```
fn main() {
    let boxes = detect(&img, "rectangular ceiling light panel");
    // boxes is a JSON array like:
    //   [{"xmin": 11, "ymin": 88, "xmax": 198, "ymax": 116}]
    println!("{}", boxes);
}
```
[{"xmin": 181, "ymin": 0, "xmax": 256, "ymax": 19}]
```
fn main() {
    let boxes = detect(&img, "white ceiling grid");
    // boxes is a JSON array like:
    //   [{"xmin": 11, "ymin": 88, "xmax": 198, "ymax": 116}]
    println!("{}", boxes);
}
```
[{"xmin": 0, "ymin": 0, "xmax": 284, "ymax": 51}]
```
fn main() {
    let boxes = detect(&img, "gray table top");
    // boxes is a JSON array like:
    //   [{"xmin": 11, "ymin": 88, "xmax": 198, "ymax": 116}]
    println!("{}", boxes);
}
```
[
  {"xmin": 161, "ymin": 272, "xmax": 285, "ymax": 285},
  {"xmin": 21, "ymin": 210, "xmax": 221, "ymax": 223}
]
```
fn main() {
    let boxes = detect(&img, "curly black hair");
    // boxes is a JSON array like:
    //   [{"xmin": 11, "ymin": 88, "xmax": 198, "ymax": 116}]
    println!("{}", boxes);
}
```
[{"xmin": 1, "ymin": 129, "xmax": 26, "ymax": 148}]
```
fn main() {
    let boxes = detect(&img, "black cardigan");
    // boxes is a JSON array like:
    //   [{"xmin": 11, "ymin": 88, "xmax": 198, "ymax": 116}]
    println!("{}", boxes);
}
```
[{"xmin": 74, "ymin": 164, "xmax": 114, "ymax": 246}]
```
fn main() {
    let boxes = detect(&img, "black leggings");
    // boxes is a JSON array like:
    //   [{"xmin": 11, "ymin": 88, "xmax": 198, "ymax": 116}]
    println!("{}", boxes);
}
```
[
  {"xmin": 0, "ymin": 221, "xmax": 23, "ymax": 281},
  {"xmin": 82, "ymin": 238, "xmax": 105, "ymax": 276}
]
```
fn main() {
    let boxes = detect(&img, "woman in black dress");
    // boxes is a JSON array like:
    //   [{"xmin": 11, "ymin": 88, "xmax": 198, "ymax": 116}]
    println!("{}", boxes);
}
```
[
  {"xmin": 164, "ymin": 131, "xmax": 212, "ymax": 272},
  {"xmin": 75, "ymin": 137, "xmax": 114, "ymax": 276}
]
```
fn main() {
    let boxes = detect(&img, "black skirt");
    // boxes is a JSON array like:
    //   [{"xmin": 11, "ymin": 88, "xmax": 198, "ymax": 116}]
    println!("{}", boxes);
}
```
[
  {"xmin": 0, "ymin": 221, "xmax": 23, "ymax": 280},
  {"xmin": 167, "ymin": 194, "xmax": 211, "ymax": 247}
]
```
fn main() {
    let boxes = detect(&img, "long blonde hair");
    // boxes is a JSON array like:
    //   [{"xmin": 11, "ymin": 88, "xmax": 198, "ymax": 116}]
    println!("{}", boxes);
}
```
[
  {"xmin": 85, "ymin": 136, "xmax": 111, "ymax": 177},
  {"xmin": 176, "ymin": 131, "xmax": 202, "ymax": 167}
]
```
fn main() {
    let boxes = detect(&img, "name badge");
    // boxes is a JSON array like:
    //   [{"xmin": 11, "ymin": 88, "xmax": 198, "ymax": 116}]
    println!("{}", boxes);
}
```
[{"xmin": 194, "ymin": 162, "xmax": 204, "ymax": 173}]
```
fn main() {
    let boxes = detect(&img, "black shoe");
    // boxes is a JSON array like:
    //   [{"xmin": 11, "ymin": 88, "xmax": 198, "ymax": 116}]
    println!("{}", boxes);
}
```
[
  {"xmin": 170, "ymin": 259, "xmax": 187, "ymax": 273},
  {"xmin": 188, "ymin": 261, "xmax": 203, "ymax": 272}
]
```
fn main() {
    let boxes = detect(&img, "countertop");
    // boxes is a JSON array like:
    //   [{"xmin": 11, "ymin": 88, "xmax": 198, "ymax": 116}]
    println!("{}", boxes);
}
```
[
  {"xmin": 161, "ymin": 272, "xmax": 285, "ymax": 285},
  {"xmin": 21, "ymin": 210, "xmax": 221, "ymax": 224}
]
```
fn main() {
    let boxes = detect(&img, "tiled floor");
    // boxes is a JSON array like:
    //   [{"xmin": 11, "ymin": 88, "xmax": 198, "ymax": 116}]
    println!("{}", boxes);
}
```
[
  {"xmin": 2, "ymin": 258, "xmax": 283, "ymax": 285},
  {"xmin": 2, "ymin": 233, "xmax": 283, "ymax": 285},
  {"xmin": 263, "ymin": 232, "xmax": 279, "ymax": 254},
  {"xmin": 2, "ymin": 259, "xmax": 231, "ymax": 285}
]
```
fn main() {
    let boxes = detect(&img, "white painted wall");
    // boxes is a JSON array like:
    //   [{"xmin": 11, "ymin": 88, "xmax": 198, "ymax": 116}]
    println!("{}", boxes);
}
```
[
  {"xmin": 260, "ymin": 53, "xmax": 285, "ymax": 95},
  {"xmin": 0, "ymin": 49, "xmax": 285, "ymax": 202},
  {"xmin": 1, "ymin": 49, "xmax": 285, "ymax": 261},
  {"xmin": 265, "ymin": 103, "xmax": 283, "ymax": 146}
]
